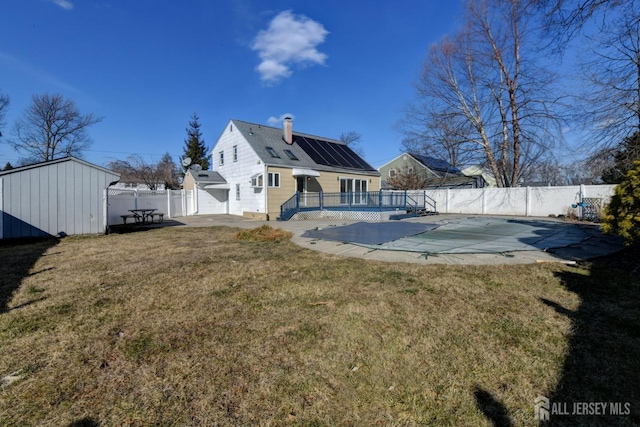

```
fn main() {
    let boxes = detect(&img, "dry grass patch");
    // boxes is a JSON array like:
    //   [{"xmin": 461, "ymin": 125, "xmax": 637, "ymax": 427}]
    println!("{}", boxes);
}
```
[
  {"xmin": 0, "ymin": 226, "xmax": 638, "ymax": 426},
  {"xmin": 236, "ymin": 224, "xmax": 293, "ymax": 242}
]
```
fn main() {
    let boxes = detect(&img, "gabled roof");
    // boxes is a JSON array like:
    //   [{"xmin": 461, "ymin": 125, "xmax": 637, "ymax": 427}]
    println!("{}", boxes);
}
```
[
  {"xmin": 0, "ymin": 156, "xmax": 119, "ymax": 177},
  {"xmin": 225, "ymin": 119, "xmax": 379, "ymax": 176},
  {"xmin": 408, "ymin": 153, "xmax": 460, "ymax": 174}
]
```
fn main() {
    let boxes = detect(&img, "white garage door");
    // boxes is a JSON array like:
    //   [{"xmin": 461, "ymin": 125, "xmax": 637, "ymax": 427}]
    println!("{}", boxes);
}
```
[{"xmin": 197, "ymin": 188, "xmax": 228, "ymax": 214}]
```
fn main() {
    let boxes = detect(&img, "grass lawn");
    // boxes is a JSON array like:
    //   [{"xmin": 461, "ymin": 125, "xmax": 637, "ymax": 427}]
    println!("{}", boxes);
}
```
[{"xmin": 0, "ymin": 225, "xmax": 638, "ymax": 426}]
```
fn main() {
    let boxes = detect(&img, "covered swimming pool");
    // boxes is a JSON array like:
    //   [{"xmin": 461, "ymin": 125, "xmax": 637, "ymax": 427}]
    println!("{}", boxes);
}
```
[{"xmin": 301, "ymin": 216, "xmax": 617, "ymax": 257}]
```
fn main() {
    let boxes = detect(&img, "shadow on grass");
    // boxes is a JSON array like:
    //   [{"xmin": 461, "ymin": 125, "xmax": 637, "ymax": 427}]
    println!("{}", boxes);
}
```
[
  {"xmin": 66, "ymin": 418, "xmax": 99, "ymax": 427},
  {"xmin": 473, "ymin": 245, "xmax": 639, "ymax": 426},
  {"xmin": 0, "ymin": 237, "xmax": 59, "ymax": 314},
  {"xmin": 108, "ymin": 219, "xmax": 185, "ymax": 234},
  {"xmin": 543, "ymin": 245, "xmax": 640, "ymax": 426},
  {"xmin": 473, "ymin": 386, "xmax": 514, "ymax": 427}
]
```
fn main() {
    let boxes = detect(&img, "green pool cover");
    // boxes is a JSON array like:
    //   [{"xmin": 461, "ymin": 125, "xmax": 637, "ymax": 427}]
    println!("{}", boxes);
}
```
[{"xmin": 304, "ymin": 217, "xmax": 604, "ymax": 255}]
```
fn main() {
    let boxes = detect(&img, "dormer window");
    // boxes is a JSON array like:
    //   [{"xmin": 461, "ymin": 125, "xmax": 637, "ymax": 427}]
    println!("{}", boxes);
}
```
[
  {"xmin": 266, "ymin": 147, "xmax": 280, "ymax": 158},
  {"xmin": 284, "ymin": 149, "xmax": 298, "ymax": 160}
]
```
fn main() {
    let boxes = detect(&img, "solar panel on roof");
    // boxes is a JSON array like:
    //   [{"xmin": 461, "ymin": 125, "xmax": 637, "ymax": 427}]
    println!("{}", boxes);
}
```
[{"xmin": 296, "ymin": 136, "xmax": 375, "ymax": 171}]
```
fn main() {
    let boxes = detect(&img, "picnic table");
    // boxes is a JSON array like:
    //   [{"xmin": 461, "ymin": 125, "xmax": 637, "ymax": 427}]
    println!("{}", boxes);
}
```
[{"xmin": 129, "ymin": 208, "xmax": 156, "ymax": 224}]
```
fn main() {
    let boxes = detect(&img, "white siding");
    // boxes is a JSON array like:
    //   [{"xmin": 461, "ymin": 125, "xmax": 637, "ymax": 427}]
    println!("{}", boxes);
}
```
[{"xmin": 212, "ymin": 120, "xmax": 266, "ymax": 216}]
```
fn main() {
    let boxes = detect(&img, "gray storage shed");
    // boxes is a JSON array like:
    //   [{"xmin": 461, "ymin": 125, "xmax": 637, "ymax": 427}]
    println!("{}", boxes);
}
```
[{"xmin": 0, "ymin": 157, "xmax": 120, "ymax": 239}]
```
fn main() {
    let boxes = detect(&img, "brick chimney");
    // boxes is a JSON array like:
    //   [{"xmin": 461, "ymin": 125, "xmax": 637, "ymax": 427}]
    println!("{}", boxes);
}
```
[{"xmin": 283, "ymin": 116, "xmax": 293, "ymax": 144}]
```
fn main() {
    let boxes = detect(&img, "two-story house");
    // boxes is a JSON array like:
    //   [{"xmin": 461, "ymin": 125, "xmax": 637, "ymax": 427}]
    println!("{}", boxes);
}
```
[{"xmin": 184, "ymin": 117, "xmax": 381, "ymax": 220}]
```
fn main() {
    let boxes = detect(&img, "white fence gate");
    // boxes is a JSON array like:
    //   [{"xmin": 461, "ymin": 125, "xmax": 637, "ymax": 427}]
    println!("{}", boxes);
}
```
[{"xmin": 105, "ymin": 189, "xmax": 194, "ymax": 226}]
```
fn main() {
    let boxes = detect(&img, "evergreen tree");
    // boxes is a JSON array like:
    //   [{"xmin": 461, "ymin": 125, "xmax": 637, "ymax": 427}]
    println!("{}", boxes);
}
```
[
  {"xmin": 2, "ymin": 162, "xmax": 13, "ymax": 171},
  {"xmin": 182, "ymin": 112, "xmax": 209, "ymax": 171},
  {"xmin": 602, "ymin": 160, "xmax": 640, "ymax": 246}
]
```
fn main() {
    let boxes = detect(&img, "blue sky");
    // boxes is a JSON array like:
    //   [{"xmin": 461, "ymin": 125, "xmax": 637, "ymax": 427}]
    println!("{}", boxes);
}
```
[{"xmin": 0, "ymin": 0, "xmax": 464, "ymax": 169}]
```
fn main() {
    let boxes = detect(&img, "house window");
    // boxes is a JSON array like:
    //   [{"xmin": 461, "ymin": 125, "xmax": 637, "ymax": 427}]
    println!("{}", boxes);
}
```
[
  {"xmin": 229, "ymin": 124, "xmax": 233, "ymax": 132},
  {"xmin": 266, "ymin": 147, "xmax": 280, "ymax": 158},
  {"xmin": 408, "ymin": 167, "xmax": 414, "ymax": 173},
  {"xmin": 235, "ymin": 184, "xmax": 241, "ymax": 200},
  {"xmin": 284, "ymin": 149, "xmax": 298, "ymax": 160},
  {"xmin": 389, "ymin": 169, "xmax": 396, "ymax": 178},
  {"xmin": 339, "ymin": 178, "xmax": 368, "ymax": 204},
  {"xmin": 219, "ymin": 151, "xmax": 224, "ymax": 166},
  {"xmin": 233, "ymin": 145, "xmax": 238, "ymax": 162},
  {"xmin": 251, "ymin": 174, "xmax": 263, "ymax": 187},
  {"xmin": 268, "ymin": 172, "xmax": 280, "ymax": 187}
]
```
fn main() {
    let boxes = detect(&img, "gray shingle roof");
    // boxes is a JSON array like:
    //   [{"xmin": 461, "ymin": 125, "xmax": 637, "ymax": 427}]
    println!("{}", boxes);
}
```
[
  {"xmin": 230, "ymin": 119, "xmax": 380, "ymax": 176},
  {"xmin": 188, "ymin": 169, "xmax": 226, "ymax": 184}
]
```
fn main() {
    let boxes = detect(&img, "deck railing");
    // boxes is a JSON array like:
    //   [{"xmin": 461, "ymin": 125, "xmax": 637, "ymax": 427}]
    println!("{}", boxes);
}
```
[{"xmin": 279, "ymin": 190, "xmax": 437, "ymax": 221}]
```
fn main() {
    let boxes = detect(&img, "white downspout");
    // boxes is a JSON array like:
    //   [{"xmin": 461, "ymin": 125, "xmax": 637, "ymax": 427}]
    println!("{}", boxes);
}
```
[{"xmin": 264, "ymin": 164, "xmax": 268, "ymax": 220}]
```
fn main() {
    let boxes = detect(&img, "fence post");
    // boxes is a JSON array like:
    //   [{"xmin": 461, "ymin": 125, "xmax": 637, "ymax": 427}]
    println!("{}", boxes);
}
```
[
  {"xmin": 482, "ymin": 187, "xmax": 486, "ymax": 215},
  {"xmin": 103, "ymin": 188, "xmax": 108, "ymax": 233},
  {"xmin": 446, "ymin": 188, "xmax": 450, "ymax": 213},
  {"xmin": 525, "ymin": 186, "xmax": 531, "ymax": 216},
  {"xmin": 167, "ymin": 190, "xmax": 172, "ymax": 219},
  {"xmin": 134, "ymin": 189, "xmax": 139, "ymax": 210},
  {"xmin": 319, "ymin": 191, "xmax": 323, "ymax": 210},
  {"xmin": 579, "ymin": 184, "xmax": 586, "ymax": 220}
]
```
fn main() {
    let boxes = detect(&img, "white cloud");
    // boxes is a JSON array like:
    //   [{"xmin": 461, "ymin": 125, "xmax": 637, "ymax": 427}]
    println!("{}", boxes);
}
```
[
  {"xmin": 52, "ymin": 0, "xmax": 74, "ymax": 10},
  {"xmin": 267, "ymin": 113, "xmax": 295, "ymax": 127},
  {"xmin": 252, "ymin": 10, "xmax": 328, "ymax": 83}
]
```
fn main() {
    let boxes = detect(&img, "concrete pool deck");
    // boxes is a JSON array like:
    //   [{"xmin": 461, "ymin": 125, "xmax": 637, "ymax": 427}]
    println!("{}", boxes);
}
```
[{"xmin": 167, "ymin": 214, "xmax": 625, "ymax": 265}]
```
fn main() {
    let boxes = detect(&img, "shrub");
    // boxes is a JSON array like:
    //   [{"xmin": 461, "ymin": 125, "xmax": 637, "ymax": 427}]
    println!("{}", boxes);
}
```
[
  {"xmin": 236, "ymin": 225, "xmax": 293, "ymax": 242},
  {"xmin": 601, "ymin": 160, "xmax": 640, "ymax": 245}
]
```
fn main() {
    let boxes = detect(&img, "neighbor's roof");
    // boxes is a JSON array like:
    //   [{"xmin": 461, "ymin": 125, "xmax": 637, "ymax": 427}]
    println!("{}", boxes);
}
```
[
  {"xmin": 226, "ymin": 119, "xmax": 380, "ymax": 176},
  {"xmin": 0, "ymin": 156, "xmax": 120, "ymax": 177},
  {"xmin": 409, "ymin": 153, "xmax": 461, "ymax": 174}
]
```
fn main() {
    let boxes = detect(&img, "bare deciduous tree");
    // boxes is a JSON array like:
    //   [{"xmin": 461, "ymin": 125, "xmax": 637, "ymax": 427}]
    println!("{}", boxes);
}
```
[
  {"xmin": 538, "ymin": 0, "xmax": 628, "ymax": 47},
  {"xmin": 576, "ymin": 4, "xmax": 640, "ymax": 152},
  {"xmin": 9, "ymin": 93, "xmax": 102, "ymax": 163},
  {"xmin": 386, "ymin": 167, "xmax": 430, "ymax": 190},
  {"xmin": 109, "ymin": 153, "xmax": 180, "ymax": 190},
  {"xmin": 0, "ymin": 90, "xmax": 9, "ymax": 138},
  {"xmin": 339, "ymin": 131, "xmax": 365, "ymax": 157},
  {"xmin": 157, "ymin": 153, "xmax": 181, "ymax": 189},
  {"xmin": 400, "ymin": 0, "xmax": 562, "ymax": 187}
]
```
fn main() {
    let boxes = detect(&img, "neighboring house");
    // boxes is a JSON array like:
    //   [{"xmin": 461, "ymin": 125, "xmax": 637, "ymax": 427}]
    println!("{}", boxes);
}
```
[
  {"xmin": 461, "ymin": 165, "xmax": 497, "ymax": 188},
  {"xmin": 199, "ymin": 117, "xmax": 380, "ymax": 220},
  {"xmin": 379, "ymin": 152, "xmax": 486, "ymax": 189},
  {"xmin": 0, "ymin": 157, "xmax": 120, "ymax": 239}
]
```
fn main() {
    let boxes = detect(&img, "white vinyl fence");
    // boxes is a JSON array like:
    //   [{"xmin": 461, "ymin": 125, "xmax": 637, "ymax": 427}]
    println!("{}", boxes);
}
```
[
  {"xmin": 105, "ymin": 189, "xmax": 194, "ymax": 226},
  {"xmin": 421, "ymin": 184, "xmax": 617, "ymax": 217}
]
